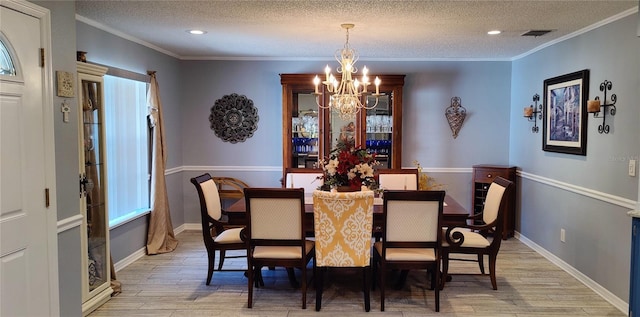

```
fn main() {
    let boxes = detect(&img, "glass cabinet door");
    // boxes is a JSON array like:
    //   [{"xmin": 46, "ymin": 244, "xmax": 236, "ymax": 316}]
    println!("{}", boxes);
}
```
[
  {"xmin": 77, "ymin": 61, "xmax": 112, "ymax": 313},
  {"xmin": 365, "ymin": 94, "xmax": 393, "ymax": 169},
  {"xmin": 81, "ymin": 78, "xmax": 108, "ymax": 294},
  {"xmin": 291, "ymin": 92, "xmax": 319, "ymax": 168}
]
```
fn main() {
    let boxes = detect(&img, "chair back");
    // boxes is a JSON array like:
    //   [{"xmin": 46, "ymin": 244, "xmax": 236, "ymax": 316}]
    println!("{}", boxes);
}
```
[
  {"xmin": 377, "ymin": 169, "xmax": 419, "ymax": 190},
  {"xmin": 284, "ymin": 168, "xmax": 323, "ymax": 195},
  {"xmin": 244, "ymin": 188, "xmax": 306, "ymax": 242},
  {"xmin": 482, "ymin": 177, "xmax": 511, "ymax": 227},
  {"xmin": 191, "ymin": 173, "xmax": 223, "ymax": 222},
  {"xmin": 312, "ymin": 190, "xmax": 374, "ymax": 267},
  {"xmin": 383, "ymin": 190, "xmax": 445, "ymax": 245}
]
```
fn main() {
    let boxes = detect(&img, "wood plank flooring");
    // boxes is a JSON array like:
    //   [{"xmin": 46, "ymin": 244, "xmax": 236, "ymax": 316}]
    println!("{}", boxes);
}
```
[{"xmin": 88, "ymin": 231, "xmax": 624, "ymax": 316}]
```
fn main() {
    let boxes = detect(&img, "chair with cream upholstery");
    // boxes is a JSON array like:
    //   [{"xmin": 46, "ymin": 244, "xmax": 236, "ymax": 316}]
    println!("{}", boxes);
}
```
[
  {"xmin": 442, "ymin": 176, "xmax": 513, "ymax": 290},
  {"xmin": 243, "ymin": 187, "xmax": 315, "ymax": 309},
  {"xmin": 377, "ymin": 168, "xmax": 419, "ymax": 190},
  {"xmin": 283, "ymin": 168, "xmax": 323, "ymax": 195},
  {"xmin": 190, "ymin": 173, "xmax": 246, "ymax": 285},
  {"xmin": 312, "ymin": 190, "xmax": 374, "ymax": 312},
  {"xmin": 372, "ymin": 190, "xmax": 445, "ymax": 312}
]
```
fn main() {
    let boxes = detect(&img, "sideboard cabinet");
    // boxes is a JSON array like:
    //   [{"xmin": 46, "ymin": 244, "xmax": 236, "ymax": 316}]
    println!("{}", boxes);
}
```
[
  {"xmin": 281, "ymin": 74, "xmax": 405, "ymax": 177},
  {"xmin": 472, "ymin": 165, "xmax": 517, "ymax": 239}
]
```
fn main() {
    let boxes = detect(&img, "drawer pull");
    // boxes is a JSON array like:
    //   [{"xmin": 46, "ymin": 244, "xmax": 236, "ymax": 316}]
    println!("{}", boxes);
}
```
[{"xmin": 487, "ymin": 174, "xmax": 492, "ymax": 178}]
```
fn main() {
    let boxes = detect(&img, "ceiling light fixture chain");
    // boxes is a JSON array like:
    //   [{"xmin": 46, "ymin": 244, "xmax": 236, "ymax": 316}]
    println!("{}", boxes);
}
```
[{"xmin": 313, "ymin": 23, "xmax": 382, "ymax": 120}]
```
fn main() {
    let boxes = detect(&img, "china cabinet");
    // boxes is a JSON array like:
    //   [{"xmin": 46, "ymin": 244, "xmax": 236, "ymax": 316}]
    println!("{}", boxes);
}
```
[
  {"xmin": 281, "ymin": 74, "xmax": 404, "ymax": 175},
  {"xmin": 471, "ymin": 165, "xmax": 517, "ymax": 239},
  {"xmin": 77, "ymin": 61, "xmax": 112, "ymax": 315}
]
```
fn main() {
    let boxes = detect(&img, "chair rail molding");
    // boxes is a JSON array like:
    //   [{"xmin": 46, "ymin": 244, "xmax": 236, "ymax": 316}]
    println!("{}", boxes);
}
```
[
  {"xmin": 57, "ymin": 214, "xmax": 84, "ymax": 233},
  {"xmin": 518, "ymin": 170, "xmax": 637, "ymax": 209}
]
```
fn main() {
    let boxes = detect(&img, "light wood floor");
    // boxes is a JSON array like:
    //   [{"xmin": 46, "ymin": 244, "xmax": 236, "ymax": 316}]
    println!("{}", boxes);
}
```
[{"xmin": 88, "ymin": 230, "xmax": 624, "ymax": 316}]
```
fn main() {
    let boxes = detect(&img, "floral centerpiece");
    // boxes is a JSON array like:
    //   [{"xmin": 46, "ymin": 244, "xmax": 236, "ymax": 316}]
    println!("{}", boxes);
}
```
[{"xmin": 317, "ymin": 140, "xmax": 379, "ymax": 191}]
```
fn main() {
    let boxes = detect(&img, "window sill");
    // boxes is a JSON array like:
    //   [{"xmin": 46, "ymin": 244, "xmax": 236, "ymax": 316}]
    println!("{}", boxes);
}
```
[{"xmin": 109, "ymin": 209, "xmax": 151, "ymax": 230}]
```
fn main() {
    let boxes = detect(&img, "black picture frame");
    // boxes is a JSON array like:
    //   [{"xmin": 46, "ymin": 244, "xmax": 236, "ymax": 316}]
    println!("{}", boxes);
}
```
[{"xmin": 542, "ymin": 69, "xmax": 589, "ymax": 155}]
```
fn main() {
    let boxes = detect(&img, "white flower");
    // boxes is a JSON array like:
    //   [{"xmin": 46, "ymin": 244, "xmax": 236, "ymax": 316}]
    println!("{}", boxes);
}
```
[
  {"xmin": 357, "ymin": 163, "xmax": 375, "ymax": 178},
  {"xmin": 325, "ymin": 158, "xmax": 339, "ymax": 176}
]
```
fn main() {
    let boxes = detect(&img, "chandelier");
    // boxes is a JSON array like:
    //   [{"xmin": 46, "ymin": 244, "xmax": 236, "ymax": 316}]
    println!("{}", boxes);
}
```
[{"xmin": 313, "ymin": 23, "xmax": 382, "ymax": 120}]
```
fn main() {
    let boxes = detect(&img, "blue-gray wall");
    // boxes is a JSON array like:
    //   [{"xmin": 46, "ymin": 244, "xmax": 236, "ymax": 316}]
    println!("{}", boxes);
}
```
[
  {"xmin": 510, "ymin": 13, "xmax": 640, "ymax": 302},
  {"xmin": 179, "ymin": 60, "xmax": 512, "ymax": 223},
  {"xmin": 75, "ymin": 22, "xmax": 185, "ymax": 261},
  {"xmin": 37, "ymin": 1, "xmax": 638, "ymax": 314}
]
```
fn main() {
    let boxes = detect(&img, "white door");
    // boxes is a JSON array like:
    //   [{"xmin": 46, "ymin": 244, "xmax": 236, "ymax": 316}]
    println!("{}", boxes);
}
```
[{"xmin": 0, "ymin": 2, "xmax": 57, "ymax": 316}]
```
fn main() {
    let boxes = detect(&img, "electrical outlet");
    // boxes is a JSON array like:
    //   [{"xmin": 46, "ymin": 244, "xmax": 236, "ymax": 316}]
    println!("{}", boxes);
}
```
[
  {"xmin": 630, "ymin": 160, "xmax": 636, "ymax": 177},
  {"xmin": 560, "ymin": 228, "xmax": 566, "ymax": 243}
]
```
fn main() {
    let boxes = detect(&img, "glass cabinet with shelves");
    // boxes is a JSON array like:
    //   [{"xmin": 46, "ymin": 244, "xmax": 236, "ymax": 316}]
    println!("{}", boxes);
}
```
[
  {"xmin": 281, "ymin": 74, "xmax": 404, "ymax": 174},
  {"xmin": 77, "ymin": 61, "xmax": 112, "ymax": 315}
]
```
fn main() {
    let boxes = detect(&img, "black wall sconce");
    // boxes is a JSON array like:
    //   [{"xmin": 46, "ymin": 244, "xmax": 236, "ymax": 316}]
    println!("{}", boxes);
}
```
[
  {"xmin": 523, "ymin": 93, "xmax": 542, "ymax": 133},
  {"xmin": 587, "ymin": 80, "xmax": 617, "ymax": 134}
]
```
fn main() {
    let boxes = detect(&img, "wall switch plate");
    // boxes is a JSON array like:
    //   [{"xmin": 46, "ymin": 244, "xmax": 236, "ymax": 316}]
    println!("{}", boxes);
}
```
[
  {"xmin": 560, "ymin": 228, "xmax": 566, "ymax": 243},
  {"xmin": 630, "ymin": 160, "xmax": 637, "ymax": 177}
]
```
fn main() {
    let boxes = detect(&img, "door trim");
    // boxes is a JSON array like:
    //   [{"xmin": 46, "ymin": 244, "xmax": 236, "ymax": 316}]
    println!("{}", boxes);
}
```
[{"xmin": 2, "ymin": 0, "xmax": 59, "ymax": 314}]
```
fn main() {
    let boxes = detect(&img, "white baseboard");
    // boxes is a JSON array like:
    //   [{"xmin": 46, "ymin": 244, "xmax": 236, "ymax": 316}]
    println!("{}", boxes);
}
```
[
  {"xmin": 515, "ymin": 231, "xmax": 628, "ymax": 314},
  {"xmin": 113, "ymin": 224, "xmax": 188, "ymax": 272}
]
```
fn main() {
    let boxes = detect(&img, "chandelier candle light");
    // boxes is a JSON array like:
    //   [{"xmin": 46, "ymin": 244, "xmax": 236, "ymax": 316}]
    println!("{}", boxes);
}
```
[{"xmin": 313, "ymin": 23, "xmax": 382, "ymax": 120}]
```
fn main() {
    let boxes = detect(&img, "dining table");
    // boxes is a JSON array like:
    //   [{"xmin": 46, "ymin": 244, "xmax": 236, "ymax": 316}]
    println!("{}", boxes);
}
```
[{"xmin": 224, "ymin": 193, "xmax": 470, "ymax": 231}]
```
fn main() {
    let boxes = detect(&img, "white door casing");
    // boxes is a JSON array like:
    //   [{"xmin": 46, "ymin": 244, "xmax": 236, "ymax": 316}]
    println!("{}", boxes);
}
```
[{"xmin": 0, "ymin": 1, "xmax": 58, "ymax": 316}]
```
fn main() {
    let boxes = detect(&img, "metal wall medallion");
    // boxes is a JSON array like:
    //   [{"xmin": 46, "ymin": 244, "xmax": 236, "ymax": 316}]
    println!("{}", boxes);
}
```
[
  {"xmin": 209, "ymin": 93, "xmax": 259, "ymax": 143},
  {"xmin": 444, "ymin": 96, "xmax": 466, "ymax": 139}
]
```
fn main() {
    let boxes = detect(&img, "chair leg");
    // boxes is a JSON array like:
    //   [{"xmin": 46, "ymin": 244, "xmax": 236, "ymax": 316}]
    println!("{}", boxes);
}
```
[
  {"xmin": 247, "ymin": 264, "xmax": 254, "ymax": 308},
  {"xmin": 380, "ymin": 261, "xmax": 386, "ymax": 311},
  {"xmin": 441, "ymin": 251, "xmax": 449, "ymax": 290},
  {"xmin": 372, "ymin": 251, "xmax": 378, "ymax": 290},
  {"xmin": 286, "ymin": 267, "xmax": 299, "ymax": 288},
  {"xmin": 363, "ymin": 267, "xmax": 371, "ymax": 312},
  {"xmin": 206, "ymin": 249, "xmax": 215, "ymax": 285},
  {"xmin": 395, "ymin": 270, "xmax": 408, "ymax": 289},
  {"xmin": 301, "ymin": 265, "xmax": 307, "ymax": 309},
  {"xmin": 315, "ymin": 268, "xmax": 324, "ymax": 311},
  {"xmin": 434, "ymin": 262, "xmax": 440, "ymax": 312},
  {"xmin": 489, "ymin": 253, "xmax": 498, "ymax": 290},
  {"xmin": 478, "ymin": 254, "xmax": 485, "ymax": 274},
  {"xmin": 254, "ymin": 266, "xmax": 264, "ymax": 287},
  {"xmin": 218, "ymin": 250, "xmax": 226, "ymax": 270}
]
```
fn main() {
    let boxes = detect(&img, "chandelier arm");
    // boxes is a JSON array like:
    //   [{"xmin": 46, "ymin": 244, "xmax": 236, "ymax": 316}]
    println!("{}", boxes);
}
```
[
  {"xmin": 362, "ymin": 97, "xmax": 379, "ymax": 110},
  {"xmin": 314, "ymin": 93, "xmax": 331, "ymax": 109}
]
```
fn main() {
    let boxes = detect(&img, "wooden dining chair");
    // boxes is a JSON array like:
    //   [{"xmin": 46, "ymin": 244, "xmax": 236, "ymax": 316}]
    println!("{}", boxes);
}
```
[
  {"xmin": 376, "ymin": 168, "xmax": 419, "ymax": 190},
  {"xmin": 283, "ymin": 167, "xmax": 324, "ymax": 195},
  {"xmin": 312, "ymin": 190, "xmax": 374, "ymax": 312},
  {"xmin": 243, "ymin": 187, "xmax": 315, "ymax": 309},
  {"xmin": 190, "ymin": 173, "xmax": 246, "ymax": 285},
  {"xmin": 442, "ymin": 176, "xmax": 513, "ymax": 290},
  {"xmin": 372, "ymin": 190, "xmax": 445, "ymax": 312}
]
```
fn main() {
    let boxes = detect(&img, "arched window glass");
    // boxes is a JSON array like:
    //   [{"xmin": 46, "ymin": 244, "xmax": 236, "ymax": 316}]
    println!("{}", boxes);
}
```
[{"xmin": 0, "ymin": 39, "xmax": 16, "ymax": 76}]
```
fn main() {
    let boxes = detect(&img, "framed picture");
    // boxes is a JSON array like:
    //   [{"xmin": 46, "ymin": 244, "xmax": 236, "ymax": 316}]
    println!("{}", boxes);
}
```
[{"xmin": 542, "ymin": 69, "xmax": 589, "ymax": 155}]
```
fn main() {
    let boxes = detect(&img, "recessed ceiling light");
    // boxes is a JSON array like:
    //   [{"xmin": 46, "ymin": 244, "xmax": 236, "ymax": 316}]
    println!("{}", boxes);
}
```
[
  {"xmin": 188, "ymin": 29, "xmax": 206, "ymax": 35},
  {"xmin": 487, "ymin": 30, "xmax": 501, "ymax": 35}
]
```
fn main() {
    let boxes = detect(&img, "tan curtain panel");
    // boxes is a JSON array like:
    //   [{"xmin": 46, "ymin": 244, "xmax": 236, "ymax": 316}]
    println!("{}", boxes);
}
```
[{"xmin": 146, "ymin": 71, "xmax": 178, "ymax": 254}]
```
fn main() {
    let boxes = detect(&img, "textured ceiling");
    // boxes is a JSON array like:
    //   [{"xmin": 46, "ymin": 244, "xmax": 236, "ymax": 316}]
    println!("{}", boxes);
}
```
[{"xmin": 75, "ymin": 0, "xmax": 638, "ymax": 61}]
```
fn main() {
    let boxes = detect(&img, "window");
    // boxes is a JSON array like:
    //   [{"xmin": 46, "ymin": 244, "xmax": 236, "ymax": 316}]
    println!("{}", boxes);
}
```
[
  {"xmin": 0, "ymin": 38, "xmax": 16, "ymax": 76},
  {"xmin": 104, "ymin": 75, "xmax": 150, "ymax": 227}
]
